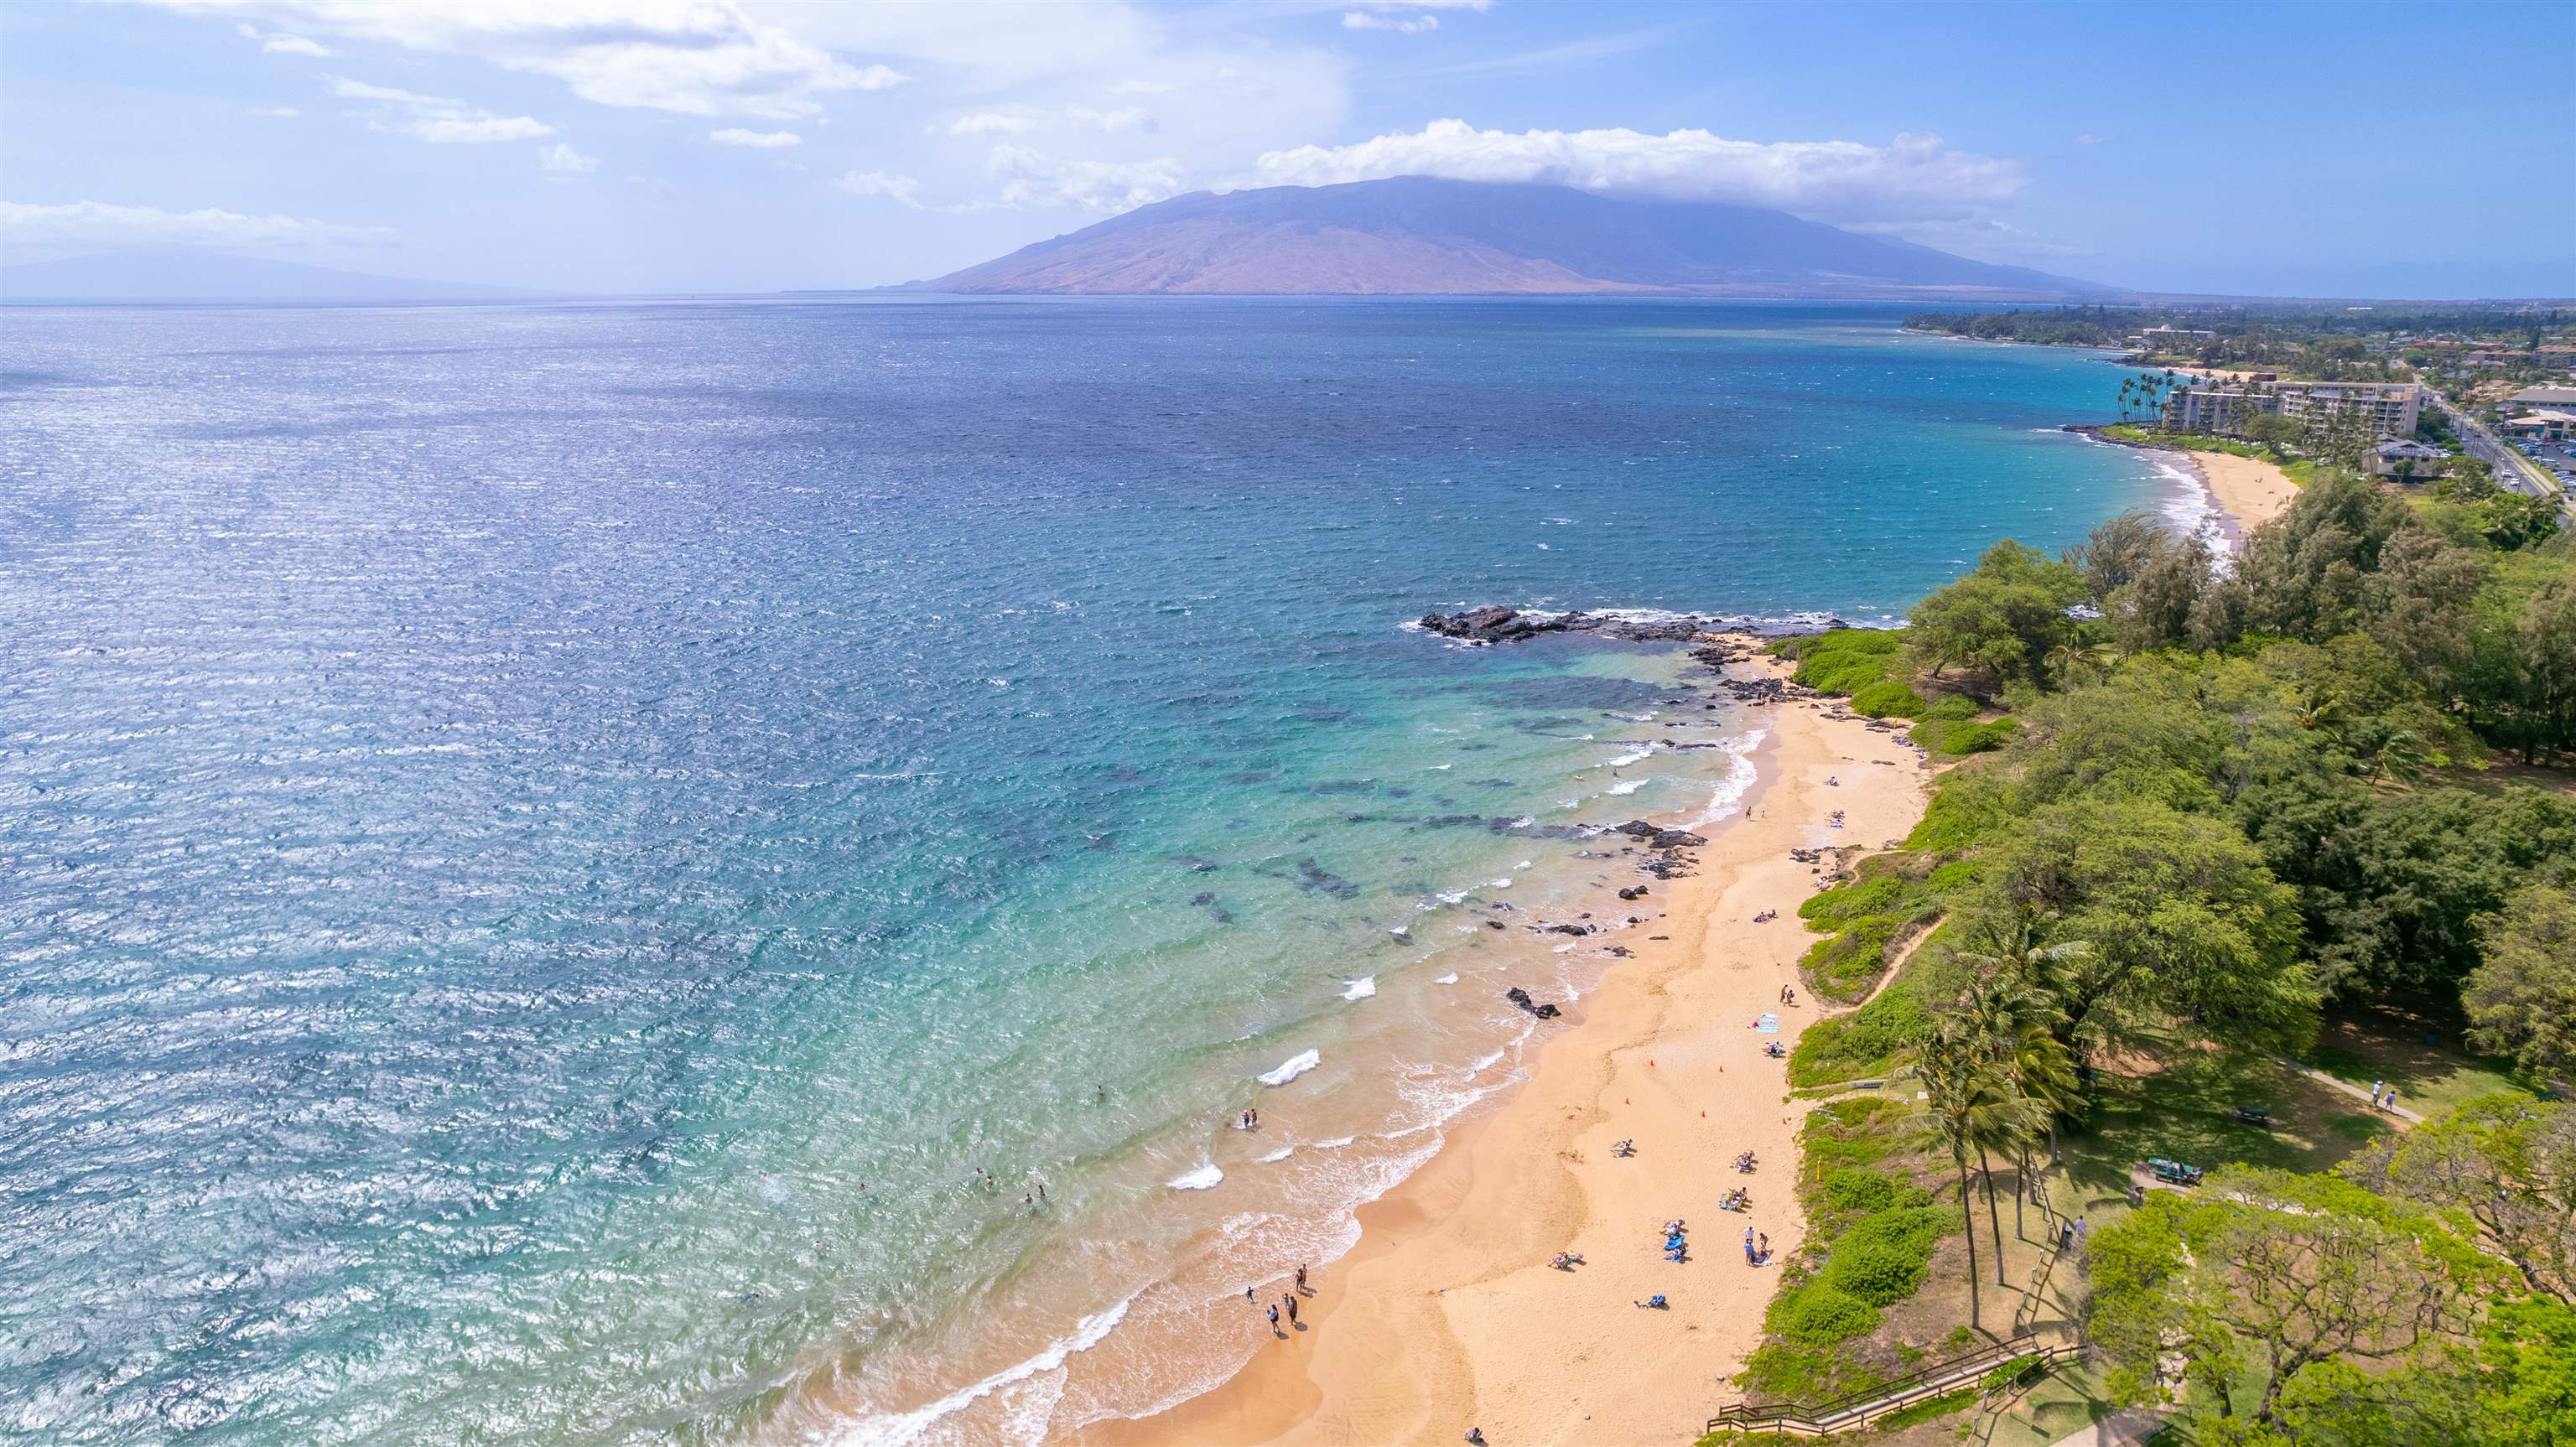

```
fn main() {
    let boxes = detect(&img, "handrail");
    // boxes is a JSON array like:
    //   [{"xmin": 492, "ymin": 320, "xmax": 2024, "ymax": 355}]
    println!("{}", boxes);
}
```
[{"xmin": 1706, "ymin": 1326, "xmax": 2082, "ymax": 1436}]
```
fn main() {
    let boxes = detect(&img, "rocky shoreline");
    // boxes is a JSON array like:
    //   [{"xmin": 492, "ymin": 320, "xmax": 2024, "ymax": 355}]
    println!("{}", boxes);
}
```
[{"xmin": 1415, "ymin": 605, "xmax": 1855, "ymax": 646}]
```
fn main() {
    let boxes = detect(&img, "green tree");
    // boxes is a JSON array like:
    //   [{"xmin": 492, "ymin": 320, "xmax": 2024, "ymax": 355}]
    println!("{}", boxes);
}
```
[
  {"xmin": 1981, "ymin": 798, "xmax": 2315, "ymax": 1061},
  {"xmin": 2505, "ymin": 574, "xmax": 2576, "ymax": 763},
  {"xmin": 2358, "ymin": 528, "xmax": 2488, "ymax": 693},
  {"xmin": 2464, "ymin": 887, "xmax": 2576, "ymax": 1090},
  {"xmin": 2085, "ymin": 1169, "xmax": 2489, "ymax": 1423},
  {"xmin": 2350, "ymin": 1094, "xmax": 2574, "ymax": 1304},
  {"xmin": 2434, "ymin": 454, "xmax": 2499, "ymax": 503},
  {"xmin": 1905, "ymin": 540, "xmax": 2089, "ymax": 682},
  {"xmin": 2472, "ymin": 1299, "xmax": 2576, "ymax": 1447},
  {"xmin": 2483, "ymin": 490, "xmax": 2564, "ymax": 551},
  {"xmin": 1914, "ymin": 1024, "xmax": 2028, "ymax": 1326},
  {"xmin": 2066, "ymin": 510, "xmax": 2170, "ymax": 604},
  {"xmin": 2237, "ymin": 473, "xmax": 2416, "ymax": 641}
]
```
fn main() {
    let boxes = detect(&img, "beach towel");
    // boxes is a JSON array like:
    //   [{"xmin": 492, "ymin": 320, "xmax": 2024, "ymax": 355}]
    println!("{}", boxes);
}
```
[{"xmin": 1756, "ymin": 1013, "xmax": 1780, "ymax": 1035}]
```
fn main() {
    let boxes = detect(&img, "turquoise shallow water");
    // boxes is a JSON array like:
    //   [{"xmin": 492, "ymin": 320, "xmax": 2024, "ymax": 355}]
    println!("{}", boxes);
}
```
[{"xmin": 0, "ymin": 299, "xmax": 2165, "ymax": 1444}]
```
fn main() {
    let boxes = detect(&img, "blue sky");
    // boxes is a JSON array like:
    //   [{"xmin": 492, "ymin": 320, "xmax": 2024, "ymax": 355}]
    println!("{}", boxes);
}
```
[{"xmin": 3, "ymin": 0, "xmax": 2569, "ymax": 298}]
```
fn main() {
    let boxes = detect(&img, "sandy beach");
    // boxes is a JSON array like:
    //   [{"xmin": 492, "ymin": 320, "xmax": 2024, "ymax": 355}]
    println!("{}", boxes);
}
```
[
  {"xmin": 1084, "ymin": 641, "xmax": 1932, "ymax": 1447},
  {"xmin": 2186, "ymin": 449, "xmax": 2298, "ymax": 532}
]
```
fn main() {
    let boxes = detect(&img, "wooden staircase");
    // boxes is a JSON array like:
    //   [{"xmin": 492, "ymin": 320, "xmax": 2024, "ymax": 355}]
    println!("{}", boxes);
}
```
[{"xmin": 1704, "ymin": 1325, "xmax": 2084, "ymax": 1439}]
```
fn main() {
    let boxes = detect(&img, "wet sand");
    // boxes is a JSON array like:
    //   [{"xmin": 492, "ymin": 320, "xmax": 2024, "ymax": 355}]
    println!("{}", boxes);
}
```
[{"xmin": 1084, "ymin": 641, "xmax": 1933, "ymax": 1447}]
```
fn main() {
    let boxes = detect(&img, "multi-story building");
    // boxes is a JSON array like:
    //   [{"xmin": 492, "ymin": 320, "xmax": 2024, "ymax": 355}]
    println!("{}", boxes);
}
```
[{"xmin": 2161, "ymin": 380, "xmax": 2423, "ymax": 435}]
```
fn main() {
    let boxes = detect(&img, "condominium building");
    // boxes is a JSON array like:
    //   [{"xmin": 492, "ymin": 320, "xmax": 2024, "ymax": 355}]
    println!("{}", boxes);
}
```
[{"xmin": 2161, "ymin": 380, "xmax": 2422, "ymax": 435}]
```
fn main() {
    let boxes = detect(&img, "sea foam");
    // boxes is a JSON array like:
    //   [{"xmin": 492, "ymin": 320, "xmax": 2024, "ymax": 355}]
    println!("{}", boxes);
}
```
[{"xmin": 1258, "ymin": 1050, "xmax": 1321, "ymax": 1087}]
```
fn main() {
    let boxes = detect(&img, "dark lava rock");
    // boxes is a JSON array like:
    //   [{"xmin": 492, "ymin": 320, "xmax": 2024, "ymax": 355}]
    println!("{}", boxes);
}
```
[
  {"xmin": 1418, "ymin": 606, "xmax": 1566, "ymax": 644},
  {"xmin": 1650, "ymin": 829, "xmax": 1706, "ymax": 849}
]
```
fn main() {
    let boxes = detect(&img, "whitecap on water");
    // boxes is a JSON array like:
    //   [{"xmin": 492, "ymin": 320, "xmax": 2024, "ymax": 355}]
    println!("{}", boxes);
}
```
[
  {"xmin": 1258, "ymin": 1050, "xmax": 1321, "ymax": 1086},
  {"xmin": 1340, "ymin": 977, "xmax": 1376, "ymax": 1001},
  {"xmin": 1168, "ymin": 1164, "xmax": 1224, "ymax": 1190},
  {"xmin": 1435, "ymin": 972, "xmax": 1459, "ymax": 984}
]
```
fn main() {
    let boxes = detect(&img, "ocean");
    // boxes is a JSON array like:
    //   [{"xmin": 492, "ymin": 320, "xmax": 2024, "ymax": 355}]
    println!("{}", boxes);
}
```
[{"xmin": 0, "ymin": 298, "xmax": 2169, "ymax": 1445}]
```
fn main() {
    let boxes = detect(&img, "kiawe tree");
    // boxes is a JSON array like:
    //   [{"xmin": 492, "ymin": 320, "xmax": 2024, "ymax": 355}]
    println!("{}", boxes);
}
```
[{"xmin": 2086, "ymin": 1169, "xmax": 2490, "ymax": 1424}]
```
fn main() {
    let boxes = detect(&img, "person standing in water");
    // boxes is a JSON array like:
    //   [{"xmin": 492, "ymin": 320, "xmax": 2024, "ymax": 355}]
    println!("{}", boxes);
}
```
[
  {"xmin": 1267, "ymin": 1303, "xmax": 1280, "ymax": 1337},
  {"xmin": 1284, "ymin": 1294, "xmax": 1299, "ymax": 1328},
  {"xmin": 1295, "ymin": 1263, "xmax": 1309, "ymax": 1294}
]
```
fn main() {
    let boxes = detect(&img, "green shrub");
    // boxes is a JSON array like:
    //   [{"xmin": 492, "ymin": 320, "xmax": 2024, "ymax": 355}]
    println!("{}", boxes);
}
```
[
  {"xmin": 1778, "ymin": 629, "xmax": 1910, "ymax": 698},
  {"xmin": 1841, "ymin": 1205, "xmax": 1950, "ymax": 1259},
  {"xmin": 1789, "ymin": 992, "xmax": 1932, "ymax": 1087},
  {"xmin": 1768, "ymin": 1281, "xmax": 1883, "ymax": 1346},
  {"xmin": 1904, "ymin": 769, "xmax": 2026, "ymax": 850},
  {"xmin": 1801, "ymin": 913, "xmax": 1909, "ymax": 1000},
  {"xmin": 1799, "ymin": 874, "xmax": 1906, "ymax": 926},
  {"xmin": 1824, "ymin": 1236, "xmax": 1930, "ymax": 1306},
  {"xmin": 1925, "ymin": 859, "xmax": 1981, "ymax": 892},
  {"xmin": 1822, "ymin": 1168, "xmax": 1900, "ymax": 1213},
  {"xmin": 1913, "ymin": 716, "xmax": 2021, "ymax": 756},
  {"xmin": 1917, "ymin": 694, "xmax": 1981, "ymax": 723},
  {"xmin": 1852, "ymin": 678, "xmax": 1927, "ymax": 718}
]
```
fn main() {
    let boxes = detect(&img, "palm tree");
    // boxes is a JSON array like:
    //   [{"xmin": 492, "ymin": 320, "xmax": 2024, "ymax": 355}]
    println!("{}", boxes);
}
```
[
  {"xmin": 1957, "ymin": 974, "xmax": 2078, "ymax": 1241},
  {"xmin": 1953, "ymin": 915, "xmax": 2094, "ymax": 1162},
  {"xmin": 2116, "ymin": 376, "xmax": 2134, "ymax": 423},
  {"xmin": 1916, "ymin": 1024, "xmax": 2038, "ymax": 1305}
]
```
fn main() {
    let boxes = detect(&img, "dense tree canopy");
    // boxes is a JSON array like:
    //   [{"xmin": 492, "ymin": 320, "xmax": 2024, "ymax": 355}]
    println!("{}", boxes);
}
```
[
  {"xmin": 1905, "ymin": 541, "xmax": 2087, "ymax": 683},
  {"xmin": 2463, "ymin": 887, "xmax": 2576, "ymax": 1087}
]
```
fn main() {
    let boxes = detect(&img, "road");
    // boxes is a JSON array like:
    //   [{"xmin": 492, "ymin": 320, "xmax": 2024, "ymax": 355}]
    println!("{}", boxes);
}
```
[{"xmin": 2426, "ymin": 387, "xmax": 2573, "ymax": 518}]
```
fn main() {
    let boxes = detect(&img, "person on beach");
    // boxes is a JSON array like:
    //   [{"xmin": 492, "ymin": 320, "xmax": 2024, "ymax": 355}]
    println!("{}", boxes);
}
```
[
  {"xmin": 1743, "ymin": 1227, "xmax": 1756, "ymax": 1263},
  {"xmin": 1758, "ymin": 1232, "xmax": 1769, "ymax": 1260},
  {"xmin": 1245, "ymin": 1286, "xmax": 1256, "ymax": 1304},
  {"xmin": 1267, "ymin": 1304, "xmax": 1280, "ymax": 1336},
  {"xmin": 1296, "ymin": 1263, "xmax": 1309, "ymax": 1294},
  {"xmin": 1284, "ymin": 1294, "xmax": 1298, "ymax": 1328}
]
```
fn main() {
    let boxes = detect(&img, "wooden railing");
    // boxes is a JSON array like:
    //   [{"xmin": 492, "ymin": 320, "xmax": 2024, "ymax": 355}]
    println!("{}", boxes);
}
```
[{"xmin": 1705, "ymin": 1325, "xmax": 2083, "ymax": 1438}]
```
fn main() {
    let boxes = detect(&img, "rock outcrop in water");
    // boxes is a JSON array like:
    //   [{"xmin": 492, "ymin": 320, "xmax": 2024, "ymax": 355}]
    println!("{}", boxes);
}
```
[{"xmin": 1416, "ymin": 607, "xmax": 1712, "ymax": 645}]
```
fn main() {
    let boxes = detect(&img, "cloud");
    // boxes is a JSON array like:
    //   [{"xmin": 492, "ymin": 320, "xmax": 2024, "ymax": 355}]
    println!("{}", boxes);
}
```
[
  {"xmin": 835, "ymin": 170, "xmax": 924, "ymax": 209},
  {"xmin": 2072, "ymin": 133, "xmax": 2106, "ymax": 146},
  {"xmin": 712, "ymin": 127, "xmax": 801, "ymax": 148},
  {"xmin": 250, "ymin": 104, "xmax": 300, "ymax": 117},
  {"xmin": 986, "ymin": 145, "xmax": 1183, "ymax": 213},
  {"xmin": 151, "ymin": 1, "xmax": 903, "ymax": 118},
  {"xmin": 1841, "ymin": 216, "xmax": 2090, "ymax": 262},
  {"xmin": 328, "ymin": 75, "xmax": 554, "ymax": 143},
  {"xmin": 1249, "ymin": 118, "xmax": 2024, "ymax": 226},
  {"xmin": 538, "ymin": 142, "xmax": 600, "ymax": 174},
  {"xmin": 236, "ymin": 22, "xmax": 331, "ymax": 55},
  {"xmin": 1343, "ymin": 13, "xmax": 1439, "ymax": 34},
  {"xmin": 950, "ymin": 104, "xmax": 1152, "ymax": 137},
  {"xmin": 0, "ymin": 200, "xmax": 396, "ymax": 252}
]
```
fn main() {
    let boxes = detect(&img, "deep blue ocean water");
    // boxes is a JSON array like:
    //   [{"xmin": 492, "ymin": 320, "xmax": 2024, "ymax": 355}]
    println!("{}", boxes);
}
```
[{"xmin": 0, "ymin": 298, "xmax": 2168, "ymax": 1445}]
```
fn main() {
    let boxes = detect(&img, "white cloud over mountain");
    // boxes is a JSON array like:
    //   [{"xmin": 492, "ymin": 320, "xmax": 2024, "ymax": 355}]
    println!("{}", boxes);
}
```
[{"xmin": 1250, "ymin": 118, "xmax": 2025, "ymax": 228}]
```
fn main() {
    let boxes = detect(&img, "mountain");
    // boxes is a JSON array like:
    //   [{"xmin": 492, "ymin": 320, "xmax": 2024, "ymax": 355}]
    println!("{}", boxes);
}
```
[
  {"xmin": 0, "ymin": 250, "xmax": 545, "ymax": 303},
  {"xmin": 909, "ymin": 178, "xmax": 2112, "ymax": 299}
]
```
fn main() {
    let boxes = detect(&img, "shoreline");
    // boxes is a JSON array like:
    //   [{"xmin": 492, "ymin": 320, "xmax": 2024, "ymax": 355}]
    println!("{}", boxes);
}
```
[
  {"xmin": 1078, "ymin": 637, "xmax": 1933, "ymax": 1446},
  {"xmin": 2068, "ymin": 423, "xmax": 2299, "ymax": 539}
]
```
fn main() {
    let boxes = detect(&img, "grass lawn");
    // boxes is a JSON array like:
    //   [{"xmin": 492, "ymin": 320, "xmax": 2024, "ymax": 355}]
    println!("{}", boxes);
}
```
[
  {"xmin": 2052, "ymin": 1040, "xmax": 2392, "ymax": 1213},
  {"xmin": 2298, "ymin": 996, "xmax": 2539, "ymax": 1117}
]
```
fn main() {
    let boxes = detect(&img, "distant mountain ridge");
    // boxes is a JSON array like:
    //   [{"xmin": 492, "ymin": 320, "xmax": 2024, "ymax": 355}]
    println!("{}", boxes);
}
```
[{"xmin": 911, "ymin": 178, "xmax": 2112, "ymax": 299}]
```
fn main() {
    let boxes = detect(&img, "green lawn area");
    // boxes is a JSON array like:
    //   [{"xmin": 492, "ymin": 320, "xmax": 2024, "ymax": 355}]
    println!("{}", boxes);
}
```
[
  {"xmin": 2052, "ymin": 1037, "xmax": 2394, "ymax": 1214},
  {"xmin": 2297, "ymin": 997, "xmax": 2537, "ymax": 1118}
]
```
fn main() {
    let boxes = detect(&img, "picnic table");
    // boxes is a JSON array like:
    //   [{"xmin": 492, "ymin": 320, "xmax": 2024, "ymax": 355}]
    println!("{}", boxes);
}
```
[
  {"xmin": 2147, "ymin": 1157, "xmax": 2204, "ymax": 1187},
  {"xmin": 2233, "ymin": 1104, "xmax": 2275, "ymax": 1128}
]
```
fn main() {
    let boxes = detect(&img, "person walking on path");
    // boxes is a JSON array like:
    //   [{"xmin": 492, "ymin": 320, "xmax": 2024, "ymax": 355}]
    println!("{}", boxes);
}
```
[
  {"xmin": 2371, "ymin": 1080, "xmax": 2384, "ymax": 1107},
  {"xmin": 2383, "ymin": 1087, "xmax": 2398, "ymax": 1115}
]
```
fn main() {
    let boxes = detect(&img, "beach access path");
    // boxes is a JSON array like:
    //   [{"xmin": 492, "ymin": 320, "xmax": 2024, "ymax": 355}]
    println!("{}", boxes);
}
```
[{"xmin": 1089, "ymin": 642, "xmax": 1934, "ymax": 1447}]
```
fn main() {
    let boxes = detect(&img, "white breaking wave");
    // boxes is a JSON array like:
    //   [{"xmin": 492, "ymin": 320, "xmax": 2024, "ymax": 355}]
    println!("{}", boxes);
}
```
[
  {"xmin": 1341, "ymin": 977, "xmax": 1376, "ymax": 1001},
  {"xmin": 1257, "ymin": 1146, "xmax": 1294, "ymax": 1163},
  {"xmin": 1607, "ymin": 778, "xmax": 1647, "ymax": 796},
  {"xmin": 1167, "ymin": 1164, "xmax": 1223, "ymax": 1191},
  {"xmin": 1435, "ymin": 972, "xmax": 1459, "ymax": 984},
  {"xmin": 828, "ymin": 1293, "xmax": 1136, "ymax": 1447},
  {"xmin": 1258, "ymin": 1050, "xmax": 1321, "ymax": 1086}
]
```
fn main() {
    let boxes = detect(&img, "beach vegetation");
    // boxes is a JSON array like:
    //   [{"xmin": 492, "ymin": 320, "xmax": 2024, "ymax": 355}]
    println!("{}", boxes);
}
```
[
  {"xmin": 1905, "ymin": 541, "xmax": 2088, "ymax": 684},
  {"xmin": 1848, "ymin": 677, "xmax": 1924, "ymax": 718}
]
